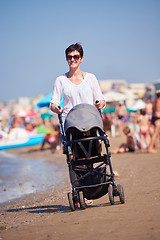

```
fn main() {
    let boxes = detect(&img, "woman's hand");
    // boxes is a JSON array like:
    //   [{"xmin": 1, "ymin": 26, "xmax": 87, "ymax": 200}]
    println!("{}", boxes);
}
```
[
  {"xmin": 94, "ymin": 100, "xmax": 105, "ymax": 109},
  {"xmin": 50, "ymin": 103, "xmax": 63, "ymax": 114}
]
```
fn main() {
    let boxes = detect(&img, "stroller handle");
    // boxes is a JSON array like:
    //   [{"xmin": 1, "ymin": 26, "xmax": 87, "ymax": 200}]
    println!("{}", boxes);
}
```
[
  {"xmin": 58, "ymin": 106, "xmax": 62, "ymax": 123},
  {"xmin": 58, "ymin": 114, "xmax": 62, "ymax": 121},
  {"xmin": 95, "ymin": 100, "xmax": 102, "ymax": 117},
  {"xmin": 57, "ymin": 106, "xmax": 65, "ymax": 137}
]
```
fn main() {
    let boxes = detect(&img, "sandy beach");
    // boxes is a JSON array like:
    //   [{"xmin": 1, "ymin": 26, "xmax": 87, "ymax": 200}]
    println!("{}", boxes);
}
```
[{"xmin": 0, "ymin": 135, "xmax": 160, "ymax": 240}]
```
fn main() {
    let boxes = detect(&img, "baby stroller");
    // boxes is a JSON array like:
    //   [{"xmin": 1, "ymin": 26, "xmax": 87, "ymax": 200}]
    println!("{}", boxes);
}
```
[{"xmin": 59, "ymin": 103, "xmax": 125, "ymax": 211}]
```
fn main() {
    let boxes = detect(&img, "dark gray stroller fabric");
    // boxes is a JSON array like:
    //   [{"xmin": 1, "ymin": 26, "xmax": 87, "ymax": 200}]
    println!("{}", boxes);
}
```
[{"xmin": 64, "ymin": 104, "xmax": 104, "ymax": 134}]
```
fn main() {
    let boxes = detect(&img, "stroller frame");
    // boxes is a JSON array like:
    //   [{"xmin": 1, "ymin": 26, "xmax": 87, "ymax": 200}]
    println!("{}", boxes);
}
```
[{"xmin": 58, "ymin": 105, "xmax": 125, "ymax": 211}]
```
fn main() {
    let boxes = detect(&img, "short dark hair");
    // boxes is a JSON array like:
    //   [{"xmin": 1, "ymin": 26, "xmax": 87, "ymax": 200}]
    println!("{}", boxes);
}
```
[
  {"xmin": 123, "ymin": 126, "xmax": 131, "ymax": 135},
  {"xmin": 65, "ymin": 43, "xmax": 84, "ymax": 58},
  {"xmin": 156, "ymin": 89, "xmax": 160, "ymax": 96},
  {"xmin": 140, "ymin": 108, "xmax": 146, "ymax": 115}
]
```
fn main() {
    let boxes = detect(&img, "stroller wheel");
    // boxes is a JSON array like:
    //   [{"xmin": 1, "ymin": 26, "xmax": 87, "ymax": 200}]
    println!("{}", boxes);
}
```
[
  {"xmin": 108, "ymin": 185, "xmax": 114, "ymax": 205},
  {"xmin": 79, "ymin": 191, "xmax": 87, "ymax": 209},
  {"xmin": 117, "ymin": 184, "xmax": 125, "ymax": 204},
  {"xmin": 67, "ymin": 192, "xmax": 75, "ymax": 211}
]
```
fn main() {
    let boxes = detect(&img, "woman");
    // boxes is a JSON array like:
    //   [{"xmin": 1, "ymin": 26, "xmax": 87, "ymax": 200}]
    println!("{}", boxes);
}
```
[
  {"xmin": 50, "ymin": 43, "xmax": 105, "ymax": 125},
  {"xmin": 137, "ymin": 108, "xmax": 151, "ymax": 152},
  {"xmin": 50, "ymin": 43, "xmax": 105, "ymax": 206}
]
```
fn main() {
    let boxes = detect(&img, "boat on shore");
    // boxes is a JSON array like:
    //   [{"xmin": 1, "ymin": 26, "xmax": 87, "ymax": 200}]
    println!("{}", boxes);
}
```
[
  {"xmin": 0, "ymin": 134, "xmax": 44, "ymax": 150},
  {"xmin": 0, "ymin": 128, "xmax": 44, "ymax": 150}
]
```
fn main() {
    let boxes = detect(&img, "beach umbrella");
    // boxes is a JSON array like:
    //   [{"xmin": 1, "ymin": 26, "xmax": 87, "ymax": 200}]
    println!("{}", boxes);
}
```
[
  {"xmin": 26, "ymin": 110, "xmax": 39, "ymax": 117},
  {"xmin": 102, "ymin": 108, "xmax": 115, "ymax": 114},
  {"xmin": 37, "ymin": 93, "xmax": 64, "ymax": 108},
  {"xmin": 103, "ymin": 91, "xmax": 126, "ymax": 102},
  {"xmin": 41, "ymin": 113, "xmax": 53, "ymax": 120},
  {"xmin": 37, "ymin": 93, "xmax": 52, "ymax": 108},
  {"xmin": 14, "ymin": 109, "xmax": 27, "ymax": 117},
  {"xmin": 128, "ymin": 99, "xmax": 146, "ymax": 111}
]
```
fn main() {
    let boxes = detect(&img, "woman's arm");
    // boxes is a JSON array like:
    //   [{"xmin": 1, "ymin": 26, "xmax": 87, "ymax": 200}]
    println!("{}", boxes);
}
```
[
  {"xmin": 50, "ymin": 77, "xmax": 63, "ymax": 114},
  {"xmin": 91, "ymin": 74, "xmax": 106, "ymax": 109},
  {"xmin": 50, "ymin": 103, "xmax": 62, "ymax": 114}
]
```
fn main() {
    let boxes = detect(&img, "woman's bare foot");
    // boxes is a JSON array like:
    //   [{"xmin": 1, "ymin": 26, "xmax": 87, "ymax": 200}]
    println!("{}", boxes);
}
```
[{"xmin": 84, "ymin": 199, "xmax": 93, "ymax": 205}]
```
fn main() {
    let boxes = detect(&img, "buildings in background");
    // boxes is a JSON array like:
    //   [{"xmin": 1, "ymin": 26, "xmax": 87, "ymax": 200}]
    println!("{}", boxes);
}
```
[
  {"xmin": 99, "ymin": 79, "xmax": 156, "ymax": 106},
  {"xmin": 0, "ymin": 79, "xmax": 159, "ymax": 120}
]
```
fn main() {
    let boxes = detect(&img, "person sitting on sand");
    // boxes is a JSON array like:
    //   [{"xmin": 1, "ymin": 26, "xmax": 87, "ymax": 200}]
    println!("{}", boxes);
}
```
[
  {"xmin": 111, "ymin": 126, "xmax": 136, "ymax": 154},
  {"xmin": 41, "ymin": 125, "xmax": 61, "ymax": 153},
  {"xmin": 137, "ymin": 108, "xmax": 151, "ymax": 152}
]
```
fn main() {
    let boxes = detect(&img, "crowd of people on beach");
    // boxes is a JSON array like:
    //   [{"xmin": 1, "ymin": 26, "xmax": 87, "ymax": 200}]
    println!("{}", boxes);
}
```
[
  {"xmin": 103, "ymin": 89, "xmax": 160, "ymax": 154},
  {"xmin": 1, "ymin": 42, "xmax": 159, "ymax": 155},
  {"xmin": 0, "ymin": 89, "xmax": 160, "ymax": 155},
  {"xmin": 0, "ymin": 112, "xmax": 62, "ymax": 153}
]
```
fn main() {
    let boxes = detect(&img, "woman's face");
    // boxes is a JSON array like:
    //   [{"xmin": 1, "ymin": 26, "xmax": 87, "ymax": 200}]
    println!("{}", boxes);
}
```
[{"xmin": 66, "ymin": 50, "xmax": 83, "ymax": 69}]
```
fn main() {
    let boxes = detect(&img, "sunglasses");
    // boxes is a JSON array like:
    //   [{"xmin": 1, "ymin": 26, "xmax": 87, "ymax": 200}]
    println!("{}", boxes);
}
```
[{"xmin": 66, "ymin": 54, "xmax": 81, "ymax": 61}]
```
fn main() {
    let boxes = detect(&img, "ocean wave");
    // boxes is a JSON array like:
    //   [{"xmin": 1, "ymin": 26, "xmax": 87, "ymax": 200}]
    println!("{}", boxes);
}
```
[{"xmin": 0, "ymin": 150, "xmax": 17, "ymax": 159}]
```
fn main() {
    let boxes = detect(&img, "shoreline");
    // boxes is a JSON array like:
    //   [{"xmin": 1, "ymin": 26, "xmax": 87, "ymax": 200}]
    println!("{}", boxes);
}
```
[
  {"xmin": 0, "ymin": 144, "xmax": 69, "ymax": 210},
  {"xmin": 0, "ymin": 145, "xmax": 67, "ymax": 206},
  {"xmin": 0, "ymin": 136, "xmax": 123, "ymax": 208}
]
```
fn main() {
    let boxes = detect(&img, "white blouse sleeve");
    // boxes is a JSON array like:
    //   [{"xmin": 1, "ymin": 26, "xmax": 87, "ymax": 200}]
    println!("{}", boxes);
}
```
[
  {"xmin": 91, "ymin": 74, "xmax": 105, "ymax": 102},
  {"xmin": 50, "ymin": 77, "xmax": 62, "ymax": 106}
]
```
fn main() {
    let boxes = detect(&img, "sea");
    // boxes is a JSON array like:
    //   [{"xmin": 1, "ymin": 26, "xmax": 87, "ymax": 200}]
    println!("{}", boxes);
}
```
[{"xmin": 0, "ymin": 151, "xmax": 64, "ymax": 204}]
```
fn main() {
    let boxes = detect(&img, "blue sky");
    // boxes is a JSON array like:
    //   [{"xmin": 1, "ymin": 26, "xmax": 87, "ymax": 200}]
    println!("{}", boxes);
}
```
[{"xmin": 0, "ymin": 0, "xmax": 160, "ymax": 101}]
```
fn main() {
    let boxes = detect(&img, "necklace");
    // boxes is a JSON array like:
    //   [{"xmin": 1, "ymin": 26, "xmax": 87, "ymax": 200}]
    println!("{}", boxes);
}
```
[
  {"xmin": 81, "ymin": 71, "xmax": 84, "ymax": 79},
  {"xmin": 67, "ymin": 71, "xmax": 84, "ymax": 80}
]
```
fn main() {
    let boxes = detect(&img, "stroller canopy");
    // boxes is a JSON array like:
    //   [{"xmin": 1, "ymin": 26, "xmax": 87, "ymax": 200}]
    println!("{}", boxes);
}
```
[{"xmin": 64, "ymin": 103, "xmax": 104, "ymax": 134}]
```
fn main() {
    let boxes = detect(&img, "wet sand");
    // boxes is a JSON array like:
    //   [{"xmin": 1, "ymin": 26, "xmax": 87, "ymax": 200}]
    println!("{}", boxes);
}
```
[{"xmin": 0, "ymin": 135, "xmax": 160, "ymax": 240}]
